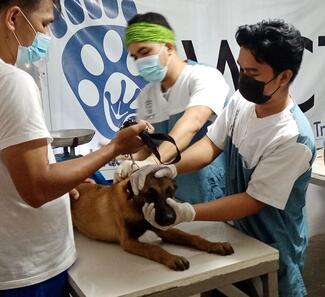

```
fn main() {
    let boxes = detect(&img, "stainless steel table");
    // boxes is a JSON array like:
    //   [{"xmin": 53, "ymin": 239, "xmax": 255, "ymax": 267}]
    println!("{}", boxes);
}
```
[{"xmin": 68, "ymin": 221, "xmax": 279, "ymax": 297}]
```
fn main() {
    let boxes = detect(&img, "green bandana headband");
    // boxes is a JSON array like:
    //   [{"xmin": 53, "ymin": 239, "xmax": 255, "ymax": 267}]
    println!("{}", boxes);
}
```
[{"xmin": 125, "ymin": 22, "xmax": 176, "ymax": 47}]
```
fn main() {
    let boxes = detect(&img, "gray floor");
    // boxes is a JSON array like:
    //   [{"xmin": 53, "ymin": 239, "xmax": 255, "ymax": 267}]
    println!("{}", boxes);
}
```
[{"xmin": 304, "ymin": 234, "xmax": 325, "ymax": 297}]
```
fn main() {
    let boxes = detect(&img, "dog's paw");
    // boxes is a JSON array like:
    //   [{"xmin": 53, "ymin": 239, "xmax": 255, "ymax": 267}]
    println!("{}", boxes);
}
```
[
  {"xmin": 206, "ymin": 241, "xmax": 234, "ymax": 255},
  {"xmin": 166, "ymin": 255, "xmax": 190, "ymax": 271}
]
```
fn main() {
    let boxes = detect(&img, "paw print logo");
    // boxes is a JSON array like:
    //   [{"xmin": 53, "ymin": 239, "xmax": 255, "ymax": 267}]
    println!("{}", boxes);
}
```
[{"xmin": 50, "ymin": 0, "xmax": 146, "ymax": 139}]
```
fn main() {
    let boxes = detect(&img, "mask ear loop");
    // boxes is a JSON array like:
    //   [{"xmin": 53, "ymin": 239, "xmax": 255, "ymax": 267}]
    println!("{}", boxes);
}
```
[
  {"xmin": 265, "ymin": 75, "xmax": 277, "ymax": 85},
  {"xmin": 264, "ymin": 74, "xmax": 281, "ymax": 98},
  {"xmin": 11, "ymin": 30, "xmax": 22, "ymax": 46},
  {"xmin": 11, "ymin": 9, "xmax": 37, "ymax": 47},
  {"xmin": 18, "ymin": 9, "xmax": 37, "ymax": 35}
]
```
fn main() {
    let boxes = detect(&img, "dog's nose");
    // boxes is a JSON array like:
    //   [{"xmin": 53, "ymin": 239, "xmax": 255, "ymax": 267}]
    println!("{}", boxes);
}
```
[{"xmin": 154, "ymin": 204, "xmax": 176, "ymax": 226}]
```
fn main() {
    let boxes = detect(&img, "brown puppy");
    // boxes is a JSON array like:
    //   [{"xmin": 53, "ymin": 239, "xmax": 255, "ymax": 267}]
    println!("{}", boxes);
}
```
[{"xmin": 71, "ymin": 173, "xmax": 234, "ymax": 271}]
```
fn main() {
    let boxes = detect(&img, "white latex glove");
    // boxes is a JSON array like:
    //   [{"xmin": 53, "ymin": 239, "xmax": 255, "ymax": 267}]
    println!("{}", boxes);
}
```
[
  {"xmin": 142, "ymin": 198, "xmax": 196, "ymax": 230},
  {"xmin": 113, "ymin": 155, "xmax": 158, "ymax": 183},
  {"xmin": 130, "ymin": 164, "xmax": 177, "ymax": 195}
]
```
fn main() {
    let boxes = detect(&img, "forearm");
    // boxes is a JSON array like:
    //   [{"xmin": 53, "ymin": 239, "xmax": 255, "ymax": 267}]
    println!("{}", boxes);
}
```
[
  {"xmin": 39, "ymin": 145, "xmax": 117, "ymax": 202},
  {"xmin": 8, "ymin": 143, "xmax": 119, "ymax": 207},
  {"xmin": 158, "ymin": 124, "xmax": 196, "ymax": 163},
  {"xmin": 3, "ymin": 122, "xmax": 148, "ymax": 207},
  {"xmin": 130, "ymin": 147, "xmax": 152, "ymax": 161},
  {"xmin": 193, "ymin": 192, "xmax": 266, "ymax": 221},
  {"xmin": 175, "ymin": 136, "xmax": 221, "ymax": 174},
  {"xmin": 158, "ymin": 106, "xmax": 212, "ymax": 163}
]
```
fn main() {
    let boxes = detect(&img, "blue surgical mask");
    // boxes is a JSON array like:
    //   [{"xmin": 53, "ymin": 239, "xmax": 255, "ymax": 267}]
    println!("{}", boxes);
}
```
[
  {"xmin": 12, "ymin": 10, "xmax": 51, "ymax": 66},
  {"xmin": 135, "ymin": 46, "xmax": 169, "ymax": 82}
]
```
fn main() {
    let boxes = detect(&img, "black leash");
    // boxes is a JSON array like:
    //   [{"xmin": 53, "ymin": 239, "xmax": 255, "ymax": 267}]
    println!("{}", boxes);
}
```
[{"xmin": 121, "ymin": 119, "xmax": 181, "ymax": 165}]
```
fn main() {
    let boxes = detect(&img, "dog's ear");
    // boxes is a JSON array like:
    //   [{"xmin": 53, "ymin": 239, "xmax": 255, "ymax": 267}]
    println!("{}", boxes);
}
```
[{"xmin": 126, "ymin": 181, "xmax": 134, "ymax": 200}]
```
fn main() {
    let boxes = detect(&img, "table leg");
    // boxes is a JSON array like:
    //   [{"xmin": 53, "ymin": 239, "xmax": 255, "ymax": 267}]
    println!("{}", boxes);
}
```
[
  {"xmin": 217, "ymin": 285, "xmax": 250, "ymax": 297},
  {"xmin": 261, "ymin": 271, "xmax": 278, "ymax": 297}
]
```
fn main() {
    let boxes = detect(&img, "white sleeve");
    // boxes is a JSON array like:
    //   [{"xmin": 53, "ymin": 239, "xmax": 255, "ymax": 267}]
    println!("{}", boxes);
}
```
[
  {"xmin": 246, "ymin": 139, "xmax": 313, "ymax": 209},
  {"xmin": 187, "ymin": 65, "xmax": 229, "ymax": 116},
  {"xmin": 206, "ymin": 92, "xmax": 240, "ymax": 150},
  {"xmin": 0, "ymin": 70, "xmax": 51, "ymax": 150},
  {"xmin": 135, "ymin": 85, "xmax": 149, "ymax": 121}
]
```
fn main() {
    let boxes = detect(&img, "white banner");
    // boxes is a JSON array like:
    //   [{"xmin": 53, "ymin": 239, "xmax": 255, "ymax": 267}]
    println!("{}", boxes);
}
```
[{"xmin": 44, "ymin": 0, "xmax": 325, "ymax": 153}]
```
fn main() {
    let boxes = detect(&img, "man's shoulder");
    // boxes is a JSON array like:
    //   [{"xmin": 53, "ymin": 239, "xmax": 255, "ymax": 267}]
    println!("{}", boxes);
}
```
[
  {"xmin": 0, "ymin": 62, "xmax": 34, "ymax": 90},
  {"xmin": 289, "ymin": 103, "xmax": 315, "ymax": 147},
  {"xmin": 188, "ymin": 63, "xmax": 223, "ymax": 77},
  {"xmin": 138, "ymin": 82, "xmax": 156, "ymax": 97},
  {"xmin": 186, "ymin": 63, "xmax": 228, "ymax": 94}
]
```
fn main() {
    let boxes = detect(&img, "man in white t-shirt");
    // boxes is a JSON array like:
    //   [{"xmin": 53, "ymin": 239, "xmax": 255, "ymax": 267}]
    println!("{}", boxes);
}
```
[
  {"xmin": 130, "ymin": 20, "xmax": 315, "ymax": 297},
  {"xmin": 114, "ymin": 12, "xmax": 229, "ymax": 203},
  {"xmin": 0, "ymin": 1, "xmax": 148, "ymax": 296}
]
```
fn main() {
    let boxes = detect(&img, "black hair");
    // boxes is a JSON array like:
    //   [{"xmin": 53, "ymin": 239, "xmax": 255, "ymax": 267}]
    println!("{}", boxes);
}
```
[
  {"xmin": 127, "ymin": 12, "xmax": 174, "ymax": 32},
  {"xmin": 236, "ymin": 19, "xmax": 304, "ymax": 82},
  {"xmin": 0, "ymin": 0, "xmax": 61, "ymax": 13}
]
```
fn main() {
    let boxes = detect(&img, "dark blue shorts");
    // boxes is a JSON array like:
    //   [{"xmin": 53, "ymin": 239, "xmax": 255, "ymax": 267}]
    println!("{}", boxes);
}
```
[{"xmin": 0, "ymin": 270, "xmax": 70, "ymax": 297}]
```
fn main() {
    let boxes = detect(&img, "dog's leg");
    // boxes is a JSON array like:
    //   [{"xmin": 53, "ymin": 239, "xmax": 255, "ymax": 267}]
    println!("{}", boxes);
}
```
[
  {"xmin": 154, "ymin": 228, "xmax": 234, "ymax": 255},
  {"xmin": 120, "ymin": 238, "xmax": 191, "ymax": 271}
]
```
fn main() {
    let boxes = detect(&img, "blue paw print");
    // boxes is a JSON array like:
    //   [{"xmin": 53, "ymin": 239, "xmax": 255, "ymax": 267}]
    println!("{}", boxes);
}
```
[{"xmin": 51, "ymin": 0, "xmax": 146, "ymax": 139}]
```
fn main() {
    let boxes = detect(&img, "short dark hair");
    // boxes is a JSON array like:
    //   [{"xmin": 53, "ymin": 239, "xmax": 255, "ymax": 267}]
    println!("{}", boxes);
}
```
[
  {"xmin": 236, "ymin": 19, "xmax": 304, "ymax": 82},
  {"xmin": 0, "ymin": 0, "xmax": 61, "ymax": 13},
  {"xmin": 127, "ymin": 12, "xmax": 174, "ymax": 32}
]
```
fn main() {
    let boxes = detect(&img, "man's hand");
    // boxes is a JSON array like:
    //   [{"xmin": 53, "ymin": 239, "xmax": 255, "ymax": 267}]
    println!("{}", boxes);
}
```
[
  {"xmin": 142, "ymin": 198, "xmax": 196, "ymax": 230},
  {"xmin": 110, "ymin": 120, "xmax": 153, "ymax": 156},
  {"xmin": 113, "ymin": 155, "xmax": 159, "ymax": 183},
  {"xmin": 129, "ymin": 164, "xmax": 177, "ymax": 195},
  {"xmin": 69, "ymin": 178, "xmax": 96, "ymax": 200}
]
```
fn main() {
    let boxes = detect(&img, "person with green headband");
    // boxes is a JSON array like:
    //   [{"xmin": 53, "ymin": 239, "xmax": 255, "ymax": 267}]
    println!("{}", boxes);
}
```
[{"xmin": 114, "ymin": 12, "xmax": 229, "ymax": 204}]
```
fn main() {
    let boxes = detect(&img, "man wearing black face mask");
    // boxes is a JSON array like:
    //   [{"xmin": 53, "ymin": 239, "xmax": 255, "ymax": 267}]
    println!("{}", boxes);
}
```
[{"xmin": 130, "ymin": 19, "xmax": 316, "ymax": 297}]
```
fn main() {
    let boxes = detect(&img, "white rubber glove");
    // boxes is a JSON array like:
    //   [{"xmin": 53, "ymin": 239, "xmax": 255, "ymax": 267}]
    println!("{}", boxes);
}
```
[
  {"xmin": 113, "ymin": 155, "xmax": 158, "ymax": 183},
  {"xmin": 142, "ymin": 198, "xmax": 196, "ymax": 230},
  {"xmin": 130, "ymin": 164, "xmax": 177, "ymax": 195}
]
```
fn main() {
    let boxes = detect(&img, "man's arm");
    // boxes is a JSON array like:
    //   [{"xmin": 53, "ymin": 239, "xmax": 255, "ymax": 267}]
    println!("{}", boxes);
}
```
[
  {"xmin": 194, "ymin": 192, "xmax": 266, "ymax": 221},
  {"xmin": 114, "ymin": 105, "xmax": 215, "ymax": 181},
  {"xmin": 157, "ymin": 105, "xmax": 213, "ymax": 163},
  {"xmin": 1, "ymin": 122, "xmax": 147, "ymax": 207},
  {"xmin": 176, "ymin": 134, "xmax": 222, "ymax": 174},
  {"xmin": 142, "ymin": 192, "xmax": 267, "ymax": 230}
]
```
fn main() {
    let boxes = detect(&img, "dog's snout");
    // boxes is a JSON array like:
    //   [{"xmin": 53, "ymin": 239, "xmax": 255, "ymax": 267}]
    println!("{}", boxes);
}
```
[
  {"xmin": 154, "ymin": 201, "xmax": 176, "ymax": 226},
  {"xmin": 156, "ymin": 210, "xmax": 176, "ymax": 226}
]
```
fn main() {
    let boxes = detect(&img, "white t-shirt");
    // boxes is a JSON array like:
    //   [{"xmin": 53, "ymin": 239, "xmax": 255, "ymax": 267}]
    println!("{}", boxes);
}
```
[
  {"xmin": 207, "ymin": 90, "xmax": 313, "ymax": 210},
  {"xmin": 0, "ymin": 59, "xmax": 76, "ymax": 289},
  {"xmin": 136, "ymin": 64, "xmax": 229, "ymax": 123}
]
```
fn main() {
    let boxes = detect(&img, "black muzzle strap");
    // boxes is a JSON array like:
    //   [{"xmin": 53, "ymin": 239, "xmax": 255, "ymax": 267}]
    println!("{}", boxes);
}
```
[{"xmin": 121, "ymin": 119, "xmax": 181, "ymax": 165}]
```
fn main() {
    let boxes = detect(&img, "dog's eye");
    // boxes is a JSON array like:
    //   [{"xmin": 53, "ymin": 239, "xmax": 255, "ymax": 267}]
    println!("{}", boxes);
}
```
[{"xmin": 146, "ymin": 188, "xmax": 158, "ymax": 198}]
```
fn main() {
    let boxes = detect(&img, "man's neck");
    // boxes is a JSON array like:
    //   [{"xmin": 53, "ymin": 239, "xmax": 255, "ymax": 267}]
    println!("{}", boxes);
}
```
[
  {"xmin": 0, "ymin": 28, "xmax": 16, "ymax": 65},
  {"xmin": 0, "ymin": 51, "xmax": 15, "ymax": 64},
  {"xmin": 160, "ymin": 56, "xmax": 186, "ymax": 92},
  {"xmin": 255, "ymin": 89, "xmax": 291, "ymax": 118}
]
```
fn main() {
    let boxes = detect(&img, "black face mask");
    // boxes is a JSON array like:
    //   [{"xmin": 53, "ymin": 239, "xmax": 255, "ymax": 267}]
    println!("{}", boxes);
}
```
[{"xmin": 238, "ymin": 73, "xmax": 280, "ymax": 104}]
